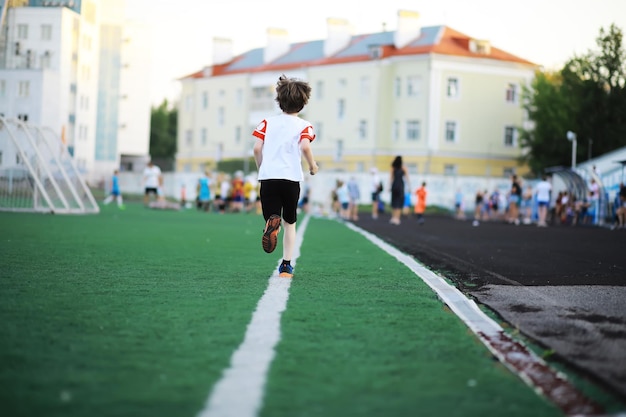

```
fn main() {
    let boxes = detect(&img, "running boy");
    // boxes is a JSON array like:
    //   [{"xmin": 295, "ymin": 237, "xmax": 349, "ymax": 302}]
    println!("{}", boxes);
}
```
[{"xmin": 253, "ymin": 75, "xmax": 318, "ymax": 278}]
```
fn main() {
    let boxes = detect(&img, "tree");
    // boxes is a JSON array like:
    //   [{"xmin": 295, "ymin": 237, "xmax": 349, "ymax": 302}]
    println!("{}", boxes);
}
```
[
  {"xmin": 519, "ymin": 24, "xmax": 626, "ymax": 175},
  {"xmin": 149, "ymin": 99, "xmax": 177, "ymax": 169}
]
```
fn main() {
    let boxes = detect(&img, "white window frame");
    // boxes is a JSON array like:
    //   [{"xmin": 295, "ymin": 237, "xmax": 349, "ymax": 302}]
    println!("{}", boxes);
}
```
[
  {"xmin": 315, "ymin": 80, "xmax": 324, "ymax": 100},
  {"xmin": 360, "ymin": 76, "xmax": 370, "ymax": 98},
  {"xmin": 17, "ymin": 24, "xmax": 28, "ymax": 40},
  {"xmin": 504, "ymin": 126, "xmax": 517, "ymax": 147},
  {"xmin": 218, "ymin": 107, "xmax": 225, "ymax": 126},
  {"xmin": 446, "ymin": 77, "xmax": 459, "ymax": 98},
  {"xmin": 406, "ymin": 120, "xmax": 420, "ymax": 141},
  {"xmin": 201, "ymin": 127, "xmax": 207, "ymax": 145},
  {"xmin": 407, "ymin": 76, "xmax": 421, "ymax": 97},
  {"xmin": 202, "ymin": 91, "xmax": 209, "ymax": 109},
  {"xmin": 394, "ymin": 77, "xmax": 401, "ymax": 97},
  {"xmin": 358, "ymin": 120, "xmax": 367, "ymax": 140},
  {"xmin": 506, "ymin": 83, "xmax": 518, "ymax": 103},
  {"xmin": 185, "ymin": 129, "xmax": 193, "ymax": 146},
  {"xmin": 337, "ymin": 98, "xmax": 345, "ymax": 120},
  {"xmin": 41, "ymin": 24, "xmax": 52, "ymax": 41},
  {"xmin": 445, "ymin": 121, "xmax": 458, "ymax": 143},
  {"xmin": 444, "ymin": 164, "xmax": 457, "ymax": 176},
  {"xmin": 393, "ymin": 120, "xmax": 400, "ymax": 141},
  {"xmin": 18, "ymin": 81, "xmax": 30, "ymax": 97}
]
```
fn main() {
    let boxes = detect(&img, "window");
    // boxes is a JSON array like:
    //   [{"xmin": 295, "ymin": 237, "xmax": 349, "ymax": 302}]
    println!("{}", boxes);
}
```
[
  {"xmin": 201, "ymin": 128, "xmax": 207, "ymax": 145},
  {"xmin": 394, "ymin": 77, "xmax": 401, "ymax": 97},
  {"xmin": 18, "ymin": 81, "xmax": 30, "ymax": 97},
  {"xmin": 393, "ymin": 120, "xmax": 400, "ymax": 141},
  {"xmin": 358, "ymin": 120, "xmax": 367, "ymax": 140},
  {"xmin": 407, "ymin": 76, "xmax": 421, "ymax": 97},
  {"xmin": 447, "ymin": 77, "xmax": 459, "ymax": 98},
  {"xmin": 185, "ymin": 129, "xmax": 193, "ymax": 146},
  {"xmin": 360, "ymin": 76, "xmax": 370, "ymax": 98},
  {"xmin": 41, "ymin": 52, "xmax": 51, "ymax": 69},
  {"xmin": 185, "ymin": 95, "xmax": 193, "ymax": 111},
  {"xmin": 406, "ymin": 120, "xmax": 420, "ymax": 141},
  {"xmin": 202, "ymin": 91, "xmax": 209, "ymax": 109},
  {"xmin": 315, "ymin": 122, "xmax": 323, "ymax": 141},
  {"xmin": 503, "ymin": 167, "xmax": 516, "ymax": 178},
  {"xmin": 315, "ymin": 80, "xmax": 324, "ymax": 99},
  {"xmin": 335, "ymin": 139, "xmax": 343, "ymax": 162},
  {"xmin": 444, "ymin": 164, "xmax": 457, "ymax": 176},
  {"xmin": 504, "ymin": 126, "xmax": 516, "ymax": 147},
  {"xmin": 337, "ymin": 78, "xmax": 347, "ymax": 88},
  {"xmin": 337, "ymin": 98, "xmax": 345, "ymax": 120},
  {"xmin": 445, "ymin": 121, "xmax": 457, "ymax": 142},
  {"xmin": 218, "ymin": 107, "xmax": 225, "ymax": 126},
  {"xmin": 17, "ymin": 24, "xmax": 28, "ymax": 40},
  {"xmin": 235, "ymin": 89, "xmax": 243, "ymax": 106},
  {"xmin": 506, "ymin": 83, "xmax": 517, "ymax": 103},
  {"xmin": 41, "ymin": 24, "xmax": 52, "ymax": 40},
  {"xmin": 235, "ymin": 126, "xmax": 241, "ymax": 144}
]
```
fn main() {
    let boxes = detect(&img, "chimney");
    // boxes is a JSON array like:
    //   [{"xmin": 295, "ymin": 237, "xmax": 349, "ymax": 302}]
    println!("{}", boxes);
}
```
[
  {"xmin": 264, "ymin": 28, "xmax": 290, "ymax": 64},
  {"xmin": 394, "ymin": 10, "xmax": 420, "ymax": 49},
  {"xmin": 324, "ymin": 18, "xmax": 352, "ymax": 57},
  {"xmin": 212, "ymin": 37, "xmax": 233, "ymax": 65}
]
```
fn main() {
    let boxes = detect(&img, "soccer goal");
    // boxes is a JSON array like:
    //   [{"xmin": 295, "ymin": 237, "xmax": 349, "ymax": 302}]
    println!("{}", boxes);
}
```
[{"xmin": 0, "ymin": 116, "xmax": 100, "ymax": 214}]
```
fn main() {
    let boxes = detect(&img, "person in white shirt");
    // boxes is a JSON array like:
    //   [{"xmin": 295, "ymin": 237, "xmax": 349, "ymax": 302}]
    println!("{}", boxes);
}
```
[
  {"xmin": 253, "ymin": 75, "xmax": 318, "ymax": 278},
  {"xmin": 535, "ymin": 175, "xmax": 552, "ymax": 227},
  {"xmin": 142, "ymin": 160, "xmax": 162, "ymax": 206}
]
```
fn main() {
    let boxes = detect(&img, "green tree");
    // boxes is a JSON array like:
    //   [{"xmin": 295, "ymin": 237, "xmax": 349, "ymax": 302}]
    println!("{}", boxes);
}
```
[
  {"xmin": 519, "ymin": 24, "xmax": 626, "ymax": 175},
  {"xmin": 149, "ymin": 99, "xmax": 177, "ymax": 165}
]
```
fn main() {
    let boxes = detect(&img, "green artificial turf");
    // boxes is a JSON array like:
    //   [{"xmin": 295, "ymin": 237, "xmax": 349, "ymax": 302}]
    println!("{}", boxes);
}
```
[
  {"xmin": 0, "ymin": 204, "xmax": 274, "ymax": 417},
  {"xmin": 0, "ymin": 207, "xmax": 617, "ymax": 417},
  {"xmin": 260, "ymin": 217, "xmax": 561, "ymax": 417}
]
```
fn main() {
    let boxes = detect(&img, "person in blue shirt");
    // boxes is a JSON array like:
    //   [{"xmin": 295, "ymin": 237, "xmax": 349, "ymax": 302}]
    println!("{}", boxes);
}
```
[
  {"xmin": 197, "ymin": 170, "xmax": 212, "ymax": 212},
  {"xmin": 103, "ymin": 169, "xmax": 124, "ymax": 209}
]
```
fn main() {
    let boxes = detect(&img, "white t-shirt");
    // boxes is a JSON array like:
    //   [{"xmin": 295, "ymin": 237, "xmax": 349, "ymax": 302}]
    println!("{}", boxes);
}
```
[
  {"xmin": 535, "ymin": 180, "xmax": 552, "ymax": 202},
  {"xmin": 253, "ymin": 113, "xmax": 315, "ymax": 182},
  {"xmin": 143, "ymin": 165, "xmax": 161, "ymax": 188}
]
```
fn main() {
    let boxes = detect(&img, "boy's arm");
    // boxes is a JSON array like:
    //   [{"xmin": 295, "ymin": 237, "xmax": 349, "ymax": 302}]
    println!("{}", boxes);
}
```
[
  {"xmin": 253, "ymin": 138, "xmax": 264, "ymax": 170},
  {"xmin": 300, "ymin": 139, "xmax": 318, "ymax": 175}
]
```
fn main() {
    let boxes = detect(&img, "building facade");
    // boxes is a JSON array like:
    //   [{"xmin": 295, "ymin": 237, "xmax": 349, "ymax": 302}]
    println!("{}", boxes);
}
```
[
  {"xmin": 177, "ymin": 11, "xmax": 537, "ymax": 178},
  {"xmin": 0, "ymin": 0, "xmax": 151, "ymax": 181}
]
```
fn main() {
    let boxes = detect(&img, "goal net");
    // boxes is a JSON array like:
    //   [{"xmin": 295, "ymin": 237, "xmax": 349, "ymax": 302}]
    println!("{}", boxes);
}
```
[{"xmin": 0, "ymin": 117, "xmax": 99, "ymax": 214}]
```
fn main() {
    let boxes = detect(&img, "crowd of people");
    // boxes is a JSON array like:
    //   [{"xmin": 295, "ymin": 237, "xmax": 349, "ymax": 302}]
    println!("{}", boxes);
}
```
[{"xmin": 469, "ymin": 174, "xmax": 626, "ymax": 229}]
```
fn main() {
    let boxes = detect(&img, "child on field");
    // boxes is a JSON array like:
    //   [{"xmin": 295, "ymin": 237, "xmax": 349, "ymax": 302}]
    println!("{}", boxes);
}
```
[
  {"xmin": 253, "ymin": 74, "xmax": 318, "ymax": 278},
  {"xmin": 103, "ymin": 169, "xmax": 125, "ymax": 209}
]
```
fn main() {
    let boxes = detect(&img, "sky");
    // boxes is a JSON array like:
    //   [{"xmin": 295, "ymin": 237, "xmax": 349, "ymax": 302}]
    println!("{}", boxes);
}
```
[{"xmin": 124, "ymin": 0, "xmax": 626, "ymax": 106}]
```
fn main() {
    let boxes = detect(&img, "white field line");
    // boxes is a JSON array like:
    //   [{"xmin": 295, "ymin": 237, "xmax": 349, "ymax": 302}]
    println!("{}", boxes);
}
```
[{"xmin": 196, "ymin": 215, "xmax": 310, "ymax": 417}]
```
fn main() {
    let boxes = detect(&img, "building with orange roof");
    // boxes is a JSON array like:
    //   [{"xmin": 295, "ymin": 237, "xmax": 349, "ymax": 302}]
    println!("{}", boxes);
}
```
[{"xmin": 177, "ymin": 10, "xmax": 537, "ymax": 178}]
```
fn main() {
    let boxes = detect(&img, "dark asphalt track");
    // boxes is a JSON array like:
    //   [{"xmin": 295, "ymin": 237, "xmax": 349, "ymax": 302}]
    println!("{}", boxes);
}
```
[{"xmin": 354, "ymin": 213, "xmax": 626, "ymax": 401}]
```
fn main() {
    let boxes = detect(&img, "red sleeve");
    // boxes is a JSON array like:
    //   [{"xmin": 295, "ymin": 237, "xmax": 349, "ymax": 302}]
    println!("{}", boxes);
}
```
[
  {"xmin": 299, "ymin": 125, "xmax": 315, "ymax": 142},
  {"xmin": 252, "ymin": 119, "xmax": 267, "ymax": 140}
]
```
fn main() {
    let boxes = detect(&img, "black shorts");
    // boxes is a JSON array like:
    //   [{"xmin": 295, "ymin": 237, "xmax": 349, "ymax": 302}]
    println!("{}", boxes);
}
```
[
  {"xmin": 260, "ymin": 179, "xmax": 300, "ymax": 224},
  {"xmin": 145, "ymin": 187, "xmax": 158, "ymax": 195}
]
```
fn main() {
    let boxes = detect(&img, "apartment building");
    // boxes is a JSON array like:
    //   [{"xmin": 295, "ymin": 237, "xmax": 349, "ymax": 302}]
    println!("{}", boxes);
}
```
[
  {"xmin": 177, "ymin": 11, "xmax": 537, "ymax": 177},
  {"xmin": 0, "ymin": 0, "xmax": 151, "ymax": 181}
]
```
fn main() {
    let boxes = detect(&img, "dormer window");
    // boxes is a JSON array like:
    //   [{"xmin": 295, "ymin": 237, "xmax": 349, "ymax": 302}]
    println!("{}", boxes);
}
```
[
  {"xmin": 368, "ymin": 45, "xmax": 382, "ymax": 60},
  {"xmin": 469, "ymin": 39, "xmax": 491, "ymax": 55}
]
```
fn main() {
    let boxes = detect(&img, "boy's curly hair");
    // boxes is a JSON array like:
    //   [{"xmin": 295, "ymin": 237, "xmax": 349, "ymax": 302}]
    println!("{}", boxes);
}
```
[{"xmin": 275, "ymin": 74, "xmax": 311, "ymax": 114}]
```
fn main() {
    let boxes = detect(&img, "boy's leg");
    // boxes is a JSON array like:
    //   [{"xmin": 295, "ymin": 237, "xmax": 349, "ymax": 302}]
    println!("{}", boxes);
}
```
[{"xmin": 282, "ymin": 221, "xmax": 296, "ymax": 261}]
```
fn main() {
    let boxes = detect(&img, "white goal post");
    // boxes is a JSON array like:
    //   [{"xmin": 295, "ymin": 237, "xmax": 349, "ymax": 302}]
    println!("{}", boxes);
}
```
[{"xmin": 0, "ymin": 116, "xmax": 99, "ymax": 214}]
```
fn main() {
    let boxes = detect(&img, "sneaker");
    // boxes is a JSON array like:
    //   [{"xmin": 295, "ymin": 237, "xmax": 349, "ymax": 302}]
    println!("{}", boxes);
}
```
[
  {"xmin": 278, "ymin": 263, "xmax": 294, "ymax": 278},
  {"xmin": 262, "ymin": 214, "xmax": 281, "ymax": 253}
]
